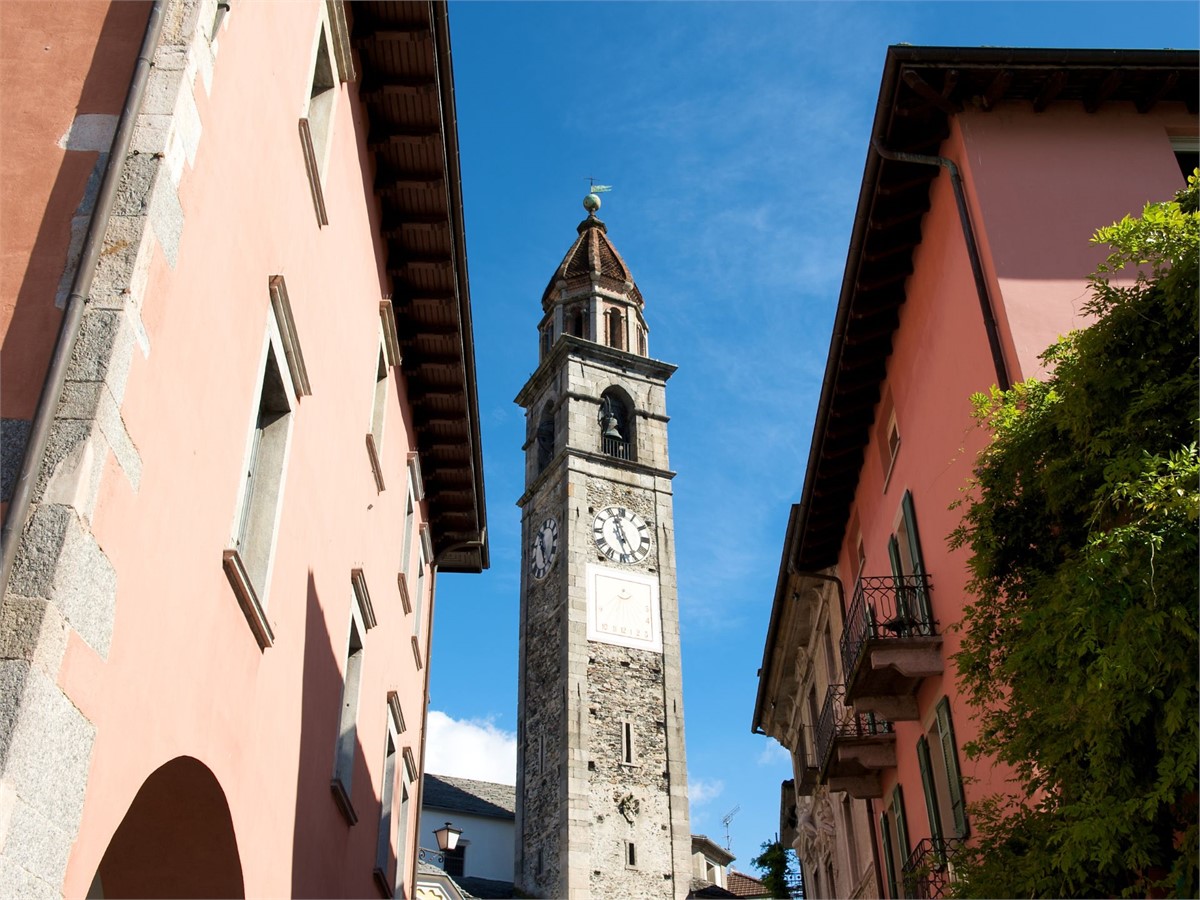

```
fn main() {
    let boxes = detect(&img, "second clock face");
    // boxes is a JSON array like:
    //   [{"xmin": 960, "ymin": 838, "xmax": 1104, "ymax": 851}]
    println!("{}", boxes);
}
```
[
  {"xmin": 530, "ymin": 516, "xmax": 558, "ymax": 579},
  {"xmin": 592, "ymin": 506, "xmax": 651, "ymax": 564}
]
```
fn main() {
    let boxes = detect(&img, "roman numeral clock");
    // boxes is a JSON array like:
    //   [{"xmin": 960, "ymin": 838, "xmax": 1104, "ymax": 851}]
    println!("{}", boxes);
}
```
[{"xmin": 513, "ymin": 192, "xmax": 692, "ymax": 899}]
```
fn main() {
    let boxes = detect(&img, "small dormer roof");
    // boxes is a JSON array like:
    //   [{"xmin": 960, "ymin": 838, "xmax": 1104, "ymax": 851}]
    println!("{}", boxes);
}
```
[{"xmin": 541, "ymin": 214, "xmax": 644, "ymax": 311}]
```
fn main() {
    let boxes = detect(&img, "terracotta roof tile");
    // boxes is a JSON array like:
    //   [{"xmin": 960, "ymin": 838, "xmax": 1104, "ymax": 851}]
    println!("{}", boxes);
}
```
[{"xmin": 541, "ymin": 215, "xmax": 643, "ymax": 310}]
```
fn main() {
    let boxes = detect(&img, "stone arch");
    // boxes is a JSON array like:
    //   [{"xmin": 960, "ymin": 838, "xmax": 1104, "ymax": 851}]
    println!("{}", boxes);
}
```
[
  {"xmin": 90, "ymin": 756, "xmax": 244, "ymax": 899},
  {"xmin": 598, "ymin": 386, "xmax": 635, "ymax": 461}
]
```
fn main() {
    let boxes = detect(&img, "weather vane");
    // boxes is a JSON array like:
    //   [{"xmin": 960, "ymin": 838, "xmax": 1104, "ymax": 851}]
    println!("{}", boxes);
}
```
[{"xmin": 584, "ymin": 177, "xmax": 612, "ymax": 214}]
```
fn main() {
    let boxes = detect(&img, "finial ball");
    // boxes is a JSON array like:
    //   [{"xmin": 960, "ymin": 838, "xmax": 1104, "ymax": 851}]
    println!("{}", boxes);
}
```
[{"xmin": 583, "ymin": 192, "xmax": 601, "ymax": 213}]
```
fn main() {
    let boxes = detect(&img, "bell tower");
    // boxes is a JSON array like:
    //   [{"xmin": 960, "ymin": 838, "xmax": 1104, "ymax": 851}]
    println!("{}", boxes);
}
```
[{"xmin": 514, "ymin": 193, "xmax": 691, "ymax": 899}]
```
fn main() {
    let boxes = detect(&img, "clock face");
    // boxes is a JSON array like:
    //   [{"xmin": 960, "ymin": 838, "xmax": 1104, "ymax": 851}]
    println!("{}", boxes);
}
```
[
  {"xmin": 530, "ymin": 516, "xmax": 559, "ymax": 580},
  {"xmin": 592, "ymin": 506, "xmax": 651, "ymax": 564}
]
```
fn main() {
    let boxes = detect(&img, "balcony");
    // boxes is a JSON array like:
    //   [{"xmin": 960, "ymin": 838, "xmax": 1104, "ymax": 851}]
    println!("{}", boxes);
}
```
[
  {"xmin": 840, "ymin": 575, "xmax": 943, "ymax": 720},
  {"xmin": 814, "ymin": 684, "xmax": 895, "ymax": 798},
  {"xmin": 902, "ymin": 837, "xmax": 965, "ymax": 899}
]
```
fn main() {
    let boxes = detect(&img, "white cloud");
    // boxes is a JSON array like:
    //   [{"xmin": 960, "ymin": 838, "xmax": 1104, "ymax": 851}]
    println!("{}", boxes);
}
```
[
  {"xmin": 425, "ymin": 710, "xmax": 517, "ymax": 786},
  {"xmin": 689, "ymin": 776, "xmax": 725, "ymax": 810},
  {"xmin": 756, "ymin": 738, "xmax": 791, "ymax": 768}
]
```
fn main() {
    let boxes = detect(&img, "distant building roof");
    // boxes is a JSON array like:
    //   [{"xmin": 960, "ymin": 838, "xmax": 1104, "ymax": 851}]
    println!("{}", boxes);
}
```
[
  {"xmin": 456, "ymin": 875, "xmax": 515, "ymax": 898},
  {"xmin": 727, "ymin": 870, "xmax": 772, "ymax": 898},
  {"xmin": 691, "ymin": 833, "xmax": 736, "ymax": 867},
  {"xmin": 422, "ymin": 773, "xmax": 515, "ymax": 820},
  {"xmin": 689, "ymin": 877, "xmax": 740, "ymax": 898}
]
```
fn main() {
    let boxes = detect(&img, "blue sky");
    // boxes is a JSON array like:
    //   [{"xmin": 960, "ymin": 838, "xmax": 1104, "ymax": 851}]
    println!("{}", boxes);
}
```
[{"xmin": 426, "ymin": 0, "xmax": 1198, "ymax": 873}]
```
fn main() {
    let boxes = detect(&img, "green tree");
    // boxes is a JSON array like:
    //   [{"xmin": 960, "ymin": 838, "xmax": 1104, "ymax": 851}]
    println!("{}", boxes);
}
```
[
  {"xmin": 950, "ymin": 173, "xmax": 1199, "ymax": 898},
  {"xmin": 751, "ymin": 839, "xmax": 798, "ymax": 898}
]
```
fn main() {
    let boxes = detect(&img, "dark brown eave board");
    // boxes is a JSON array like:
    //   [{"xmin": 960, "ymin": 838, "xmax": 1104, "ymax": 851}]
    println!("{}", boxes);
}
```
[
  {"xmin": 355, "ymin": 1, "xmax": 488, "ymax": 572},
  {"xmin": 790, "ymin": 45, "xmax": 1198, "ymax": 574}
]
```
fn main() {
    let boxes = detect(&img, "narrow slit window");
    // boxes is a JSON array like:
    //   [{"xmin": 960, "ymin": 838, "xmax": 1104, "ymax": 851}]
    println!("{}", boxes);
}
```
[
  {"xmin": 621, "ymin": 720, "xmax": 635, "ymax": 764},
  {"xmin": 625, "ymin": 841, "xmax": 637, "ymax": 868}
]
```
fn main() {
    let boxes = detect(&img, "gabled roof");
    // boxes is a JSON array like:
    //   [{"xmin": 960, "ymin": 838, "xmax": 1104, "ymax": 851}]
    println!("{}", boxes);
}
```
[
  {"xmin": 793, "ymin": 46, "xmax": 1197, "ymax": 572},
  {"xmin": 726, "ymin": 870, "xmax": 772, "ymax": 898},
  {"xmin": 352, "ymin": 2, "xmax": 488, "ymax": 573},
  {"xmin": 422, "ymin": 773, "xmax": 516, "ymax": 820},
  {"xmin": 691, "ymin": 834, "xmax": 736, "ymax": 867}
]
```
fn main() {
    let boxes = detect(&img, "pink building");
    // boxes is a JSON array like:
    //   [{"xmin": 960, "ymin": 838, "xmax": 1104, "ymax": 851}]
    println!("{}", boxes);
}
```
[
  {"xmin": 753, "ymin": 47, "xmax": 1196, "ymax": 899},
  {"xmin": 0, "ymin": 1, "xmax": 487, "ymax": 897}
]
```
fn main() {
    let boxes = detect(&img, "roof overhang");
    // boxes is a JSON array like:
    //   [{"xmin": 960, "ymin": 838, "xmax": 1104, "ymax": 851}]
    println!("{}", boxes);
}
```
[
  {"xmin": 791, "ymin": 46, "xmax": 1198, "ymax": 573},
  {"xmin": 354, "ymin": 1, "xmax": 488, "ymax": 572}
]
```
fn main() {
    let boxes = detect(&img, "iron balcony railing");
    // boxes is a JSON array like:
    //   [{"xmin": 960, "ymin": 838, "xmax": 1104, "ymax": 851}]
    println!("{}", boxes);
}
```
[
  {"xmin": 902, "ymin": 837, "xmax": 965, "ymax": 899},
  {"xmin": 602, "ymin": 435, "xmax": 632, "ymax": 460},
  {"xmin": 840, "ymin": 574, "xmax": 936, "ymax": 683},
  {"xmin": 814, "ymin": 683, "xmax": 893, "ymax": 775}
]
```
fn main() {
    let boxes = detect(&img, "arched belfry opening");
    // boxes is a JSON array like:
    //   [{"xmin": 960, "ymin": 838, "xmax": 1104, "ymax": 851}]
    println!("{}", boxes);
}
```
[
  {"xmin": 598, "ymin": 387, "xmax": 634, "ymax": 461},
  {"xmin": 605, "ymin": 307, "xmax": 625, "ymax": 350},
  {"xmin": 567, "ymin": 305, "xmax": 586, "ymax": 339},
  {"xmin": 90, "ymin": 756, "xmax": 244, "ymax": 899},
  {"xmin": 536, "ymin": 402, "xmax": 555, "ymax": 472}
]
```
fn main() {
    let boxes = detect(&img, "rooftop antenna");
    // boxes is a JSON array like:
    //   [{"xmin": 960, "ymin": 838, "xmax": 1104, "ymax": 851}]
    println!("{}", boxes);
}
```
[{"xmin": 721, "ymin": 804, "xmax": 740, "ymax": 851}]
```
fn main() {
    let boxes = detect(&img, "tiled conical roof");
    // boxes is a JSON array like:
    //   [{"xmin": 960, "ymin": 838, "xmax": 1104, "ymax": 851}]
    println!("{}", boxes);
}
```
[{"xmin": 541, "ymin": 214, "xmax": 644, "ymax": 310}]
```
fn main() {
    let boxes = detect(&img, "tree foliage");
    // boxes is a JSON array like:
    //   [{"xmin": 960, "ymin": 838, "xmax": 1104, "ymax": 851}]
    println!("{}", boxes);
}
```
[
  {"xmin": 751, "ymin": 839, "xmax": 799, "ymax": 899},
  {"xmin": 950, "ymin": 173, "xmax": 1199, "ymax": 898}
]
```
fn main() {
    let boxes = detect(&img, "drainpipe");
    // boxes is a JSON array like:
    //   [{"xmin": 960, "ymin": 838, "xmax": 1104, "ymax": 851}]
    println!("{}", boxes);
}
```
[
  {"xmin": 871, "ymin": 140, "xmax": 1011, "ymax": 392},
  {"xmin": 787, "ymin": 562, "xmax": 847, "ymax": 622},
  {"xmin": 0, "ymin": 0, "xmax": 167, "ymax": 599}
]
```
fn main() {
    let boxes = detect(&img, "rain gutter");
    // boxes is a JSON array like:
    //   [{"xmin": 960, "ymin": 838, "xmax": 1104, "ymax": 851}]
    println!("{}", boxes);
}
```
[{"xmin": 0, "ymin": 0, "xmax": 167, "ymax": 598}]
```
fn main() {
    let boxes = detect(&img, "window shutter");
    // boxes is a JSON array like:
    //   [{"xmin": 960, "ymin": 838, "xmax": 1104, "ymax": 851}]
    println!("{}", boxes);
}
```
[
  {"xmin": 901, "ymin": 490, "xmax": 932, "ymax": 625},
  {"xmin": 917, "ymin": 735, "xmax": 944, "ymax": 846},
  {"xmin": 936, "ymin": 697, "xmax": 969, "ymax": 838},
  {"xmin": 891, "ymin": 784, "xmax": 910, "ymax": 861},
  {"xmin": 879, "ymin": 811, "xmax": 897, "ymax": 898},
  {"xmin": 887, "ymin": 534, "xmax": 902, "ymax": 578},
  {"xmin": 900, "ymin": 490, "xmax": 925, "ymax": 573}
]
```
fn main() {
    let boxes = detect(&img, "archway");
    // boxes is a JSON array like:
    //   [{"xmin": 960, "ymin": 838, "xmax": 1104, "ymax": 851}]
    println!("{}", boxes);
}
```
[{"xmin": 90, "ymin": 756, "xmax": 244, "ymax": 898}]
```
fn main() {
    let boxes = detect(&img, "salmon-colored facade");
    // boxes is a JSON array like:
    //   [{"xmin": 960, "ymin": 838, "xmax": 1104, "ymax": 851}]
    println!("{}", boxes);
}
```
[
  {"xmin": 0, "ymin": 2, "xmax": 487, "ymax": 897},
  {"xmin": 754, "ymin": 47, "xmax": 1197, "ymax": 899}
]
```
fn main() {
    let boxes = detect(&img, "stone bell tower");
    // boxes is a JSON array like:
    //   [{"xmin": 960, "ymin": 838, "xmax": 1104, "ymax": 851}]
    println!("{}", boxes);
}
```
[{"xmin": 514, "ymin": 193, "xmax": 691, "ymax": 899}]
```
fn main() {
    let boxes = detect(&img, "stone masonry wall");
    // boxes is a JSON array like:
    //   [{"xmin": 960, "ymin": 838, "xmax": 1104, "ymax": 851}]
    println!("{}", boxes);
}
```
[{"xmin": 518, "ymin": 488, "xmax": 566, "ymax": 894}]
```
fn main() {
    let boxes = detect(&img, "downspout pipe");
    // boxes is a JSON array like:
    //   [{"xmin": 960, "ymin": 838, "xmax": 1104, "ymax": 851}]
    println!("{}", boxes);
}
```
[
  {"xmin": 871, "ymin": 140, "xmax": 1011, "ymax": 392},
  {"xmin": 0, "ymin": 0, "xmax": 167, "ymax": 599},
  {"xmin": 788, "ymin": 562, "xmax": 848, "ymax": 622}
]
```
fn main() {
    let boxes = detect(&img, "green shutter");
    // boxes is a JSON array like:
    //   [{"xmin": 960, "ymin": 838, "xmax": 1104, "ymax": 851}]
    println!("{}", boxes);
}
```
[
  {"xmin": 936, "ymin": 697, "xmax": 969, "ymax": 838},
  {"xmin": 887, "ymin": 534, "xmax": 903, "ymax": 578},
  {"xmin": 891, "ymin": 784, "xmax": 910, "ymax": 862},
  {"xmin": 900, "ymin": 490, "xmax": 925, "ymax": 573},
  {"xmin": 901, "ymin": 490, "xmax": 932, "ymax": 625},
  {"xmin": 879, "ymin": 811, "xmax": 897, "ymax": 898},
  {"xmin": 917, "ymin": 735, "xmax": 944, "ymax": 846}
]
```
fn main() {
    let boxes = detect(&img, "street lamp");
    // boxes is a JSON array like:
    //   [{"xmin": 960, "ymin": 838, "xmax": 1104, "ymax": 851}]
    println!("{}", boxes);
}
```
[{"xmin": 433, "ymin": 822, "xmax": 462, "ymax": 852}]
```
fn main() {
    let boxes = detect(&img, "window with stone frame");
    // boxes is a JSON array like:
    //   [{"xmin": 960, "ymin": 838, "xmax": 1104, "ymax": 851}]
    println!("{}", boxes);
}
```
[
  {"xmin": 223, "ymin": 301, "xmax": 300, "ymax": 651},
  {"xmin": 331, "ymin": 580, "xmax": 376, "ymax": 823},
  {"xmin": 366, "ymin": 343, "xmax": 388, "ymax": 491},
  {"xmin": 297, "ymin": 5, "xmax": 351, "ymax": 224}
]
